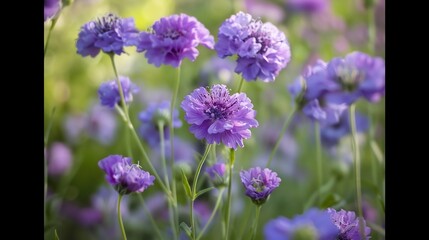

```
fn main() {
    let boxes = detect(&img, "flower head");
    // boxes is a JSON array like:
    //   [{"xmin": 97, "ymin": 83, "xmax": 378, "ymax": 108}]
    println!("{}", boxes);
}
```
[
  {"xmin": 136, "ymin": 13, "xmax": 214, "ymax": 68},
  {"xmin": 264, "ymin": 208, "xmax": 339, "ymax": 240},
  {"xmin": 327, "ymin": 208, "xmax": 371, "ymax": 240},
  {"xmin": 44, "ymin": 0, "xmax": 61, "ymax": 21},
  {"xmin": 325, "ymin": 51, "xmax": 385, "ymax": 105},
  {"xmin": 215, "ymin": 11, "xmax": 291, "ymax": 82},
  {"xmin": 181, "ymin": 84, "xmax": 259, "ymax": 149},
  {"xmin": 206, "ymin": 162, "xmax": 227, "ymax": 187},
  {"xmin": 98, "ymin": 155, "xmax": 155, "ymax": 195},
  {"xmin": 240, "ymin": 167, "xmax": 281, "ymax": 205},
  {"xmin": 98, "ymin": 76, "xmax": 139, "ymax": 108},
  {"xmin": 138, "ymin": 101, "xmax": 182, "ymax": 147},
  {"xmin": 288, "ymin": 60, "xmax": 347, "ymax": 125},
  {"xmin": 76, "ymin": 13, "xmax": 139, "ymax": 57},
  {"xmin": 47, "ymin": 142, "xmax": 73, "ymax": 176}
]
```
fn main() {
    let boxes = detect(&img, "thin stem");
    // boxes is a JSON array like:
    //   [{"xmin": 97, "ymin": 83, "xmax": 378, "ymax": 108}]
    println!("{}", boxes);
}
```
[
  {"xmin": 158, "ymin": 122, "xmax": 171, "ymax": 190},
  {"xmin": 169, "ymin": 66, "xmax": 181, "ymax": 239},
  {"xmin": 250, "ymin": 205, "xmax": 262, "ymax": 240},
  {"xmin": 109, "ymin": 56, "xmax": 172, "ymax": 201},
  {"xmin": 190, "ymin": 144, "xmax": 212, "ymax": 239},
  {"xmin": 266, "ymin": 106, "xmax": 297, "ymax": 168},
  {"xmin": 314, "ymin": 121, "xmax": 323, "ymax": 205},
  {"xmin": 44, "ymin": 107, "xmax": 56, "ymax": 226},
  {"xmin": 44, "ymin": 17, "xmax": 59, "ymax": 58},
  {"xmin": 349, "ymin": 104, "xmax": 365, "ymax": 239},
  {"xmin": 367, "ymin": 3, "xmax": 377, "ymax": 54},
  {"xmin": 224, "ymin": 148, "xmax": 235, "ymax": 240},
  {"xmin": 117, "ymin": 194, "xmax": 127, "ymax": 240},
  {"xmin": 197, "ymin": 188, "xmax": 225, "ymax": 240},
  {"xmin": 137, "ymin": 194, "xmax": 164, "ymax": 240},
  {"xmin": 211, "ymin": 144, "xmax": 217, "ymax": 163},
  {"xmin": 236, "ymin": 77, "xmax": 245, "ymax": 93}
]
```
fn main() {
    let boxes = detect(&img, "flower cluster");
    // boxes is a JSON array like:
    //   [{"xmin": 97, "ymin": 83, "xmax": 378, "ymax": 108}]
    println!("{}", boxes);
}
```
[
  {"xmin": 327, "ymin": 208, "xmax": 371, "ymax": 240},
  {"xmin": 215, "ymin": 11, "xmax": 291, "ymax": 82},
  {"xmin": 98, "ymin": 155, "xmax": 155, "ymax": 195},
  {"xmin": 136, "ymin": 13, "xmax": 214, "ymax": 68},
  {"xmin": 76, "ymin": 13, "xmax": 139, "ymax": 57},
  {"xmin": 181, "ymin": 84, "xmax": 259, "ymax": 149},
  {"xmin": 239, "ymin": 167, "xmax": 281, "ymax": 205},
  {"xmin": 98, "ymin": 76, "xmax": 139, "ymax": 108}
]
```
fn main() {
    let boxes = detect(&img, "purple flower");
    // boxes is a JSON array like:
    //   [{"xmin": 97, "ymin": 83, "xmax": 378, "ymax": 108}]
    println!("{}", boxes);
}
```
[
  {"xmin": 264, "ymin": 208, "xmax": 339, "ymax": 240},
  {"xmin": 138, "ymin": 101, "xmax": 182, "ymax": 147},
  {"xmin": 321, "ymin": 109, "xmax": 369, "ymax": 147},
  {"xmin": 47, "ymin": 142, "xmax": 73, "ymax": 176},
  {"xmin": 44, "ymin": 0, "xmax": 61, "ymax": 21},
  {"xmin": 181, "ymin": 84, "xmax": 259, "ymax": 149},
  {"xmin": 76, "ymin": 13, "xmax": 139, "ymax": 57},
  {"xmin": 288, "ymin": 60, "xmax": 348, "ymax": 125},
  {"xmin": 206, "ymin": 162, "xmax": 227, "ymax": 187},
  {"xmin": 287, "ymin": 0, "xmax": 329, "ymax": 14},
  {"xmin": 239, "ymin": 167, "xmax": 281, "ymax": 205},
  {"xmin": 136, "ymin": 13, "xmax": 214, "ymax": 68},
  {"xmin": 98, "ymin": 76, "xmax": 139, "ymax": 108},
  {"xmin": 214, "ymin": 11, "xmax": 291, "ymax": 82},
  {"xmin": 327, "ymin": 208, "xmax": 371, "ymax": 240},
  {"xmin": 98, "ymin": 155, "xmax": 155, "ymax": 195},
  {"xmin": 85, "ymin": 104, "xmax": 118, "ymax": 145},
  {"xmin": 244, "ymin": 0, "xmax": 285, "ymax": 23},
  {"xmin": 325, "ymin": 51, "xmax": 385, "ymax": 105}
]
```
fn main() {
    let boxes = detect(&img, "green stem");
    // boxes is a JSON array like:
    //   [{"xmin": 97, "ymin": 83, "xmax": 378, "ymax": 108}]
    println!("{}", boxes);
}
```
[
  {"xmin": 367, "ymin": 4, "xmax": 377, "ymax": 54},
  {"xmin": 169, "ymin": 66, "xmax": 181, "ymax": 239},
  {"xmin": 117, "ymin": 194, "xmax": 127, "ymax": 240},
  {"xmin": 250, "ymin": 205, "xmax": 262, "ymax": 240},
  {"xmin": 197, "ymin": 188, "xmax": 225, "ymax": 240},
  {"xmin": 349, "ymin": 104, "xmax": 365, "ymax": 239},
  {"xmin": 236, "ymin": 77, "xmax": 245, "ymax": 93},
  {"xmin": 44, "ymin": 107, "xmax": 56, "ymax": 226},
  {"xmin": 224, "ymin": 148, "xmax": 235, "ymax": 240},
  {"xmin": 266, "ymin": 106, "xmax": 296, "ymax": 168},
  {"xmin": 137, "ymin": 194, "xmax": 164, "ymax": 240},
  {"xmin": 109, "ymin": 55, "xmax": 172, "ymax": 201},
  {"xmin": 190, "ymin": 144, "xmax": 212, "ymax": 239},
  {"xmin": 314, "ymin": 121, "xmax": 323, "ymax": 205},
  {"xmin": 44, "ymin": 16, "xmax": 59, "ymax": 59}
]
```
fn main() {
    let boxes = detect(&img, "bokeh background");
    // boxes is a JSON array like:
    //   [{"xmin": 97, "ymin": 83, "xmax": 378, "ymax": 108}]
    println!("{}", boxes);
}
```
[{"xmin": 44, "ymin": 0, "xmax": 385, "ymax": 239}]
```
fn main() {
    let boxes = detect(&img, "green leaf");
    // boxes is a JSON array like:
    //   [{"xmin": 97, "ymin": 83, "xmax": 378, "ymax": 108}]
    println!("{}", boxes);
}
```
[
  {"xmin": 320, "ymin": 194, "xmax": 345, "ymax": 209},
  {"xmin": 54, "ymin": 229, "xmax": 60, "ymax": 240},
  {"xmin": 194, "ymin": 187, "xmax": 214, "ymax": 200},
  {"xmin": 181, "ymin": 169, "xmax": 192, "ymax": 199},
  {"xmin": 180, "ymin": 222, "xmax": 192, "ymax": 239},
  {"xmin": 303, "ymin": 177, "xmax": 336, "ymax": 210}
]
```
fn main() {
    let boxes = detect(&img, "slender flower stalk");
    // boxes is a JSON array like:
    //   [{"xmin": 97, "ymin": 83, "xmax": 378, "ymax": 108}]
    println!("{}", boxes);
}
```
[
  {"xmin": 117, "ymin": 194, "xmax": 127, "ymax": 240},
  {"xmin": 197, "ymin": 188, "xmax": 225, "ymax": 240},
  {"xmin": 266, "ymin": 106, "xmax": 296, "ymax": 168},
  {"xmin": 250, "ymin": 205, "xmax": 262, "ymax": 240},
  {"xmin": 190, "ymin": 144, "xmax": 212, "ymax": 239},
  {"xmin": 349, "ymin": 104, "xmax": 365, "ymax": 238},
  {"xmin": 224, "ymin": 148, "xmax": 235, "ymax": 240},
  {"xmin": 108, "ymin": 54, "xmax": 172, "ymax": 201},
  {"xmin": 314, "ymin": 121, "xmax": 323, "ymax": 205},
  {"xmin": 44, "ymin": 17, "xmax": 59, "ymax": 58},
  {"xmin": 237, "ymin": 77, "xmax": 245, "ymax": 93}
]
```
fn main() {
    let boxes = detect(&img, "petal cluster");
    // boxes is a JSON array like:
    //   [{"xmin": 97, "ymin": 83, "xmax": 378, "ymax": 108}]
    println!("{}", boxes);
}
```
[
  {"xmin": 98, "ymin": 76, "xmax": 139, "ymax": 108},
  {"xmin": 239, "ymin": 167, "xmax": 281, "ymax": 205}
]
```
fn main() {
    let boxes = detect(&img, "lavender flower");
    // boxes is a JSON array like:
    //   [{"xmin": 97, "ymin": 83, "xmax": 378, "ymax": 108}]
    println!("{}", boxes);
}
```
[
  {"xmin": 136, "ymin": 13, "xmax": 214, "ymax": 68},
  {"xmin": 287, "ymin": 0, "xmax": 329, "ymax": 14},
  {"xmin": 47, "ymin": 142, "xmax": 73, "ymax": 176},
  {"xmin": 98, "ymin": 76, "xmax": 139, "ymax": 108},
  {"xmin": 206, "ymin": 162, "xmax": 227, "ymax": 187},
  {"xmin": 138, "ymin": 101, "xmax": 182, "ymax": 147},
  {"xmin": 215, "ymin": 11, "xmax": 291, "ymax": 82},
  {"xmin": 240, "ymin": 167, "xmax": 281, "ymax": 205},
  {"xmin": 44, "ymin": 0, "xmax": 61, "ymax": 21},
  {"xmin": 327, "ymin": 208, "xmax": 371, "ymax": 240},
  {"xmin": 264, "ymin": 208, "xmax": 339, "ymax": 240},
  {"xmin": 76, "ymin": 13, "xmax": 139, "ymax": 57},
  {"xmin": 98, "ymin": 155, "xmax": 155, "ymax": 195},
  {"xmin": 321, "ymin": 109, "xmax": 369, "ymax": 147},
  {"xmin": 181, "ymin": 84, "xmax": 259, "ymax": 149},
  {"xmin": 325, "ymin": 51, "xmax": 385, "ymax": 105},
  {"xmin": 288, "ymin": 60, "xmax": 348, "ymax": 125}
]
